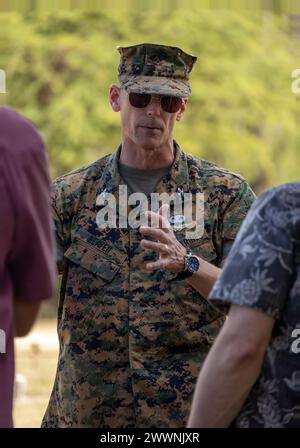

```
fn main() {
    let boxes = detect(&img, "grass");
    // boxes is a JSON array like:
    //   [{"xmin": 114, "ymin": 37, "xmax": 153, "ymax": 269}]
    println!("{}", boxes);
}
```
[{"xmin": 13, "ymin": 318, "xmax": 58, "ymax": 428}]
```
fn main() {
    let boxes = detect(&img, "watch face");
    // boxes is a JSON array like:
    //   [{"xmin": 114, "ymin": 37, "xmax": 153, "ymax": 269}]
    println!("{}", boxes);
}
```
[{"xmin": 187, "ymin": 255, "xmax": 200, "ymax": 273}]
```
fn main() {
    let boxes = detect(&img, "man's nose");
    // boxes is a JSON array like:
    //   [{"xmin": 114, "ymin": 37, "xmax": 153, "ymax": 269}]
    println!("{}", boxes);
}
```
[{"xmin": 146, "ymin": 96, "xmax": 161, "ymax": 115}]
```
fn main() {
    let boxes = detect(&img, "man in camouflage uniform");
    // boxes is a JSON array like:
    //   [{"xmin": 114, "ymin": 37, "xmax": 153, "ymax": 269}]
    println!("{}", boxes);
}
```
[{"xmin": 42, "ymin": 43, "xmax": 255, "ymax": 428}]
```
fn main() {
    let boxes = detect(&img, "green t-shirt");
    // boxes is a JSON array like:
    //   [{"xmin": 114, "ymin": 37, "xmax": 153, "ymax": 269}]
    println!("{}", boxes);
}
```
[{"xmin": 118, "ymin": 161, "xmax": 172, "ymax": 196}]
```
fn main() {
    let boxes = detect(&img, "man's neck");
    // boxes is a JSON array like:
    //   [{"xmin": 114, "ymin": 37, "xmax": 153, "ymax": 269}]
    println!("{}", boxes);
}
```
[{"xmin": 119, "ymin": 139, "xmax": 175, "ymax": 169}]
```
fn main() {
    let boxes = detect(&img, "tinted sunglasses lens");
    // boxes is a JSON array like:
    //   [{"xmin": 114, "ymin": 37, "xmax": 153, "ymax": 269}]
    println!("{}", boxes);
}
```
[
  {"xmin": 161, "ymin": 96, "xmax": 182, "ymax": 113},
  {"xmin": 129, "ymin": 92, "xmax": 151, "ymax": 108}
]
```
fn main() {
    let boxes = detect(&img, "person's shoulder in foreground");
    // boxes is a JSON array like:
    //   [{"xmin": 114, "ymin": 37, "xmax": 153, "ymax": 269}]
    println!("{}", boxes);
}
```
[
  {"xmin": 0, "ymin": 106, "xmax": 44, "ymax": 155},
  {"xmin": 0, "ymin": 105, "xmax": 56, "ymax": 300},
  {"xmin": 209, "ymin": 181, "xmax": 300, "ymax": 318}
]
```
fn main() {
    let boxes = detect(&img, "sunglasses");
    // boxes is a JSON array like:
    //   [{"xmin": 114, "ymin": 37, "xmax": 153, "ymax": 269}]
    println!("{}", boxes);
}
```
[{"xmin": 128, "ymin": 92, "xmax": 183, "ymax": 113}]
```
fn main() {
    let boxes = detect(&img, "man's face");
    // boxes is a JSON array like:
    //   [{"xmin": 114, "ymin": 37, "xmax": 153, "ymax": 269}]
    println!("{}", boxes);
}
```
[{"xmin": 109, "ymin": 86, "xmax": 187, "ymax": 150}]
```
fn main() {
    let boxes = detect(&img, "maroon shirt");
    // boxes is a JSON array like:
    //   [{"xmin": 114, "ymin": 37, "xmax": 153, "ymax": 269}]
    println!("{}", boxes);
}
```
[{"xmin": 0, "ymin": 107, "xmax": 55, "ymax": 428}]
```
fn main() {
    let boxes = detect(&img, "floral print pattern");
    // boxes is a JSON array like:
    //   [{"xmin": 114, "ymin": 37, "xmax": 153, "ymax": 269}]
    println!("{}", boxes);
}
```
[{"xmin": 210, "ymin": 182, "xmax": 300, "ymax": 427}]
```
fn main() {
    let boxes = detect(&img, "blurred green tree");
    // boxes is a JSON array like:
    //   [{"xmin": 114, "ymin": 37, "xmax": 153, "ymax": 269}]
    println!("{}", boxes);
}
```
[{"xmin": 0, "ymin": 6, "xmax": 299, "ymax": 190}]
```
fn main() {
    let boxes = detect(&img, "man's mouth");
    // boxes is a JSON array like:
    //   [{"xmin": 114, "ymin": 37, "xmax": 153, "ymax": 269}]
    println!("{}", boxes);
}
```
[{"xmin": 140, "ymin": 125, "xmax": 162, "ymax": 130}]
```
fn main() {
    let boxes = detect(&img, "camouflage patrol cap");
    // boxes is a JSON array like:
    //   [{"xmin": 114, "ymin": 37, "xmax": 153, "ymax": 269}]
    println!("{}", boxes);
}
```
[{"xmin": 117, "ymin": 43, "xmax": 197, "ymax": 98}]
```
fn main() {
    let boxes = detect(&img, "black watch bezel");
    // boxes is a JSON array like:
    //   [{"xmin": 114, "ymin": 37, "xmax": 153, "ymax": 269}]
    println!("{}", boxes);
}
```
[{"xmin": 178, "ymin": 252, "xmax": 200, "ymax": 279}]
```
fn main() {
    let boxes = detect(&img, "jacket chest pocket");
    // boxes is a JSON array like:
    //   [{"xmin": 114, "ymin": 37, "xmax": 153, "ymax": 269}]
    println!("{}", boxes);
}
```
[
  {"xmin": 60, "ymin": 235, "xmax": 127, "ymax": 334},
  {"xmin": 64, "ymin": 237, "xmax": 125, "ymax": 283}
]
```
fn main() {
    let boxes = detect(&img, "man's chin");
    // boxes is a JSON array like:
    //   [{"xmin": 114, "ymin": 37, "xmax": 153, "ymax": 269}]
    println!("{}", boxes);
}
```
[{"xmin": 137, "ymin": 137, "xmax": 163, "ymax": 151}]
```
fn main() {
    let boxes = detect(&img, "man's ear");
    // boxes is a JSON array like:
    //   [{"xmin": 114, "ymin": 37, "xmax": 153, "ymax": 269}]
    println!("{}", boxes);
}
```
[
  {"xmin": 109, "ymin": 84, "xmax": 121, "ymax": 112},
  {"xmin": 176, "ymin": 98, "xmax": 188, "ymax": 122}
]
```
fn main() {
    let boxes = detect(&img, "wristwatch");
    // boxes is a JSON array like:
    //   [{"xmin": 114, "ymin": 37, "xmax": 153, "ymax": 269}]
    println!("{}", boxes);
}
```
[{"xmin": 178, "ymin": 252, "xmax": 200, "ymax": 279}]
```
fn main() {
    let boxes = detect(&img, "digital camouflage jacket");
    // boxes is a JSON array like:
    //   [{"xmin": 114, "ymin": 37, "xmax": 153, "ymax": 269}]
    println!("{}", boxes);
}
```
[{"xmin": 42, "ymin": 142, "xmax": 255, "ymax": 428}]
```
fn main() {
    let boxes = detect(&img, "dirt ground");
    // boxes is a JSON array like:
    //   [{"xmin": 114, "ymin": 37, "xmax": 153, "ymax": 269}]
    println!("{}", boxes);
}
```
[{"xmin": 14, "ymin": 319, "xmax": 58, "ymax": 428}]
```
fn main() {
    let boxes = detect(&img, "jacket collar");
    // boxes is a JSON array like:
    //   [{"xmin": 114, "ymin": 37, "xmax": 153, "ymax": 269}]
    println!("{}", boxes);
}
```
[{"xmin": 100, "ymin": 140, "xmax": 191, "ymax": 196}]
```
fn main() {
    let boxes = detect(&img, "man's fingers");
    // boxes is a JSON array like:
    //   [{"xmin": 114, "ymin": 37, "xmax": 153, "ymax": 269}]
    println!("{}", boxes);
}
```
[
  {"xmin": 158, "ymin": 204, "xmax": 170, "ymax": 224},
  {"xmin": 145, "ymin": 259, "xmax": 169, "ymax": 271},
  {"xmin": 145, "ymin": 209, "xmax": 170, "ymax": 230},
  {"xmin": 140, "ymin": 226, "xmax": 170, "ymax": 243},
  {"xmin": 140, "ymin": 239, "xmax": 169, "ymax": 254}
]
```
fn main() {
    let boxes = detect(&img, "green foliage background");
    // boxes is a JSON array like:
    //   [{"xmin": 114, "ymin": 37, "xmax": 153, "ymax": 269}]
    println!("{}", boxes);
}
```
[{"xmin": 1, "ymin": 1, "xmax": 300, "ymax": 191}]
